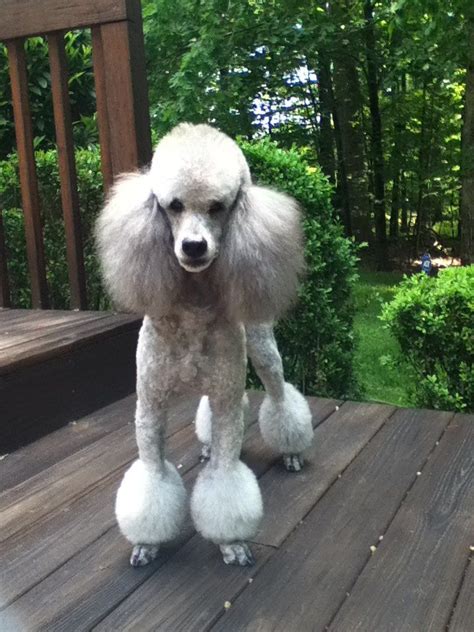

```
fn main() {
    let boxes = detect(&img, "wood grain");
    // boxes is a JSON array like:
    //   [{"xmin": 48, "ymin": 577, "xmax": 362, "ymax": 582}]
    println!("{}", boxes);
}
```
[
  {"xmin": 91, "ymin": 26, "xmax": 113, "ymax": 191},
  {"xmin": 448, "ymin": 554, "xmax": 474, "ymax": 631},
  {"xmin": 6, "ymin": 39, "xmax": 49, "ymax": 308},
  {"xmin": 254, "ymin": 401, "xmax": 395, "ymax": 546},
  {"xmin": 0, "ymin": 0, "xmax": 130, "ymax": 41},
  {"xmin": 0, "ymin": 396, "xmax": 335, "ymax": 623},
  {"xmin": 3, "ymin": 398, "xmax": 470, "ymax": 632},
  {"xmin": 213, "ymin": 408, "xmax": 452, "ymax": 632},
  {"xmin": 99, "ymin": 14, "xmax": 152, "ymax": 175},
  {"xmin": 0, "ymin": 394, "xmax": 136, "ymax": 492},
  {"xmin": 0, "ymin": 311, "xmax": 139, "ymax": 373},
  {"xmin": 48, "ymin": 31, "xmax": 87, "ymax": 309},
  {"xmin": 330, "ymin": 413, "xmax": 474, "ymax": 632}
]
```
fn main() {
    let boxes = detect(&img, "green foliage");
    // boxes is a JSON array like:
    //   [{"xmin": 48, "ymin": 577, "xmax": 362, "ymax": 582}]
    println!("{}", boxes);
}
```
[
  {"xmin": 240, "ymin": 138, "xmax": 359, "ymax": 398},
  {"xmin": 0, "ymin": 147, "xmax": 107, "ymax": 309},
  {"xmin": 382, "ymin": 266, "xmax": 474, "ymax": 412}
]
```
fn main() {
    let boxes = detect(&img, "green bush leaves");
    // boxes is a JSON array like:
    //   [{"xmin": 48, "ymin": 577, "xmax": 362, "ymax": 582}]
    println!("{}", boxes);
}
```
[{"xmin": 382, "ymin": 267, "xmax": 474, "ymax": 412}]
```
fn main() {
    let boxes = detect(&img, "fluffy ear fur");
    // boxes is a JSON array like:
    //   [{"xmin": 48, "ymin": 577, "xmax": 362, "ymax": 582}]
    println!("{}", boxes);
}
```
[
  {"xmin": 215, "ymin": 185, "xmax": 305, "ymax": 323},
  {"xmin": 95, "ymin": 172, "xmax": 181, "ymax": 315}
]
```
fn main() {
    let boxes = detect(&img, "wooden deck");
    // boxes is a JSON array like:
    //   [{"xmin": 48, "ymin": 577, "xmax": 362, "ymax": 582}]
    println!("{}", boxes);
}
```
[
  {"xmin": 0, "ymin": 309, "xmax": 141, "ymax": 450},
  {"xmin": 0, "ymin": 393, "xmax": 472, "ymax": 631}
]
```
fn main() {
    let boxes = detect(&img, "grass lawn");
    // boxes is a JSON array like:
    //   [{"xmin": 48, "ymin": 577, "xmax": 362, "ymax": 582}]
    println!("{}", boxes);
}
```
[{"xmin": 353, "ymin": 270, "xmax": 414, "ymax": 408}]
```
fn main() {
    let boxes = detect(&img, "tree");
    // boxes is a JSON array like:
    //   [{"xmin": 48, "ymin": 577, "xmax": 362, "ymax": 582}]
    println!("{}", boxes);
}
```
[
  {"xmin": 364, "ymin": 0, "xmax": 387, "ymax": 267},
  {"xmin": 460, "ymin": 10, "xmax": 474, "ymax": 264}
]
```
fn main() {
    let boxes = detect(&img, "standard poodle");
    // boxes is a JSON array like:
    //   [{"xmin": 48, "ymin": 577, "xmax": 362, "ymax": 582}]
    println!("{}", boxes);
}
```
[{"xmin": 96, "ymin": 123, "xmax": 313, "ymax": 568}]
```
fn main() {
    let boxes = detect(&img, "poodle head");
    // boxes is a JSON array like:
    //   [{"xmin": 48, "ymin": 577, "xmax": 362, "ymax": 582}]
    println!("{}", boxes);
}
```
[
  {"xmin": 150, "ymin": 123, "xmax": 251, "ymax": 273},
  {"xmin": 96, "ymin": 123, "xmax": 304, "ymax": 321}
]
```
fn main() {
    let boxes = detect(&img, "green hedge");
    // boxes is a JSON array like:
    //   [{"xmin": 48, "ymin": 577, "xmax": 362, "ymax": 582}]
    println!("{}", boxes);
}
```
[
  {"xmin": 1, "ymin": 139, "xmax": 358, "ymax": 398},
  {"xmin": 382, "ymin": 267, "xmax": 474, "ymax": 412},
  {"xmin": 240, "ymin": 139, "xmax": 358, "ymax": 398}
]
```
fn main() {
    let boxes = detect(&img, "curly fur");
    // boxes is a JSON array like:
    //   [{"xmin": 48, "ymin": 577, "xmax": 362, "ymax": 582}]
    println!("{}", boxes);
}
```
[
  {"xmin": 115, "ymin": 459, "xmax": 187, "ymax": 545},
  {"xmin": 96, "ymin": 123, "xmax": 312, "ymax": 566},
  {"xmin": 191, "ymin": 461, "xmax": 263, "ymax": 543},
  {"xmin": 259, "ymin": 383, "xmax": 313, "ymax": 454}
]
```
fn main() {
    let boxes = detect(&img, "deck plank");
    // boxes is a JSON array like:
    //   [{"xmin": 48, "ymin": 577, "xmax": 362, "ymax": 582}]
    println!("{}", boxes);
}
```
[
  {"xmin": 329, "ymin": 413, "xmax": 474, "ymax": 632},
  {"xmin": 0, "ymin": 311, "xmax": 106, "ymax": 350},
  {"xmin": 0, "ymin": 311, "xmax": 140, "ymax": 373},
  {"xmin": 254, "ymin": 401, "xmax": 395, "ymax": 546},
  {"xmin": 0, "ymin": 396, "xmax": 199, "ymax": 542},
  {"xmin": 1, "ymin": 397, "xmax": 471, "ymax": 632},
  {"xmin": 0, "ymin": 397, "xmax": 337, "ymax": 627},
  {"xmin": 0, "ymin": 395, "xmax": 137, "ymax": 492},
  {"xmin": 448, "ymin": 554, "xmax": 474, "ymax": 631},
  {"xmin": 88, "ymin": 401, "xmax": 389, "ymax": 631},
  {"xmin": 210, "ymin": 408, "xmax": 453, "ymax": 632}
]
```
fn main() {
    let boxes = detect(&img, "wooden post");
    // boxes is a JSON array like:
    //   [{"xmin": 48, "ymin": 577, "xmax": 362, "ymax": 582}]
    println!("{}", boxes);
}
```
[
  {"xmin": 48, "ymin": 31, "xmax": 87, "ymax": 309},
  {"xmin": 94, "ymin": 0, "xmax": 152, "ymax": 176},
  {"xmin": 91, "ymin": 26, "xmax": 114, "ymax": 192},
  {"xmin": 7, "ymin": 38, "xmax": 49, "ymax": 309}
]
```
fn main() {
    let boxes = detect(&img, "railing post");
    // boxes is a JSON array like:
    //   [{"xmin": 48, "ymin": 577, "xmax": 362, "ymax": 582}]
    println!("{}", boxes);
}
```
[
  {"xmin": 7, "ymin": 38, "xmax": 49, "ymax": 309},
  {"xmin": 91, "ymin": 26, "xmax": 114, "ymax": 191},
  {"xmin": 48, "ymin": 31, "xmax": 87, "ymax": 309},
  {"xmin": 93, "ymin": 0, "xmax": 152, "ymax": 176}
]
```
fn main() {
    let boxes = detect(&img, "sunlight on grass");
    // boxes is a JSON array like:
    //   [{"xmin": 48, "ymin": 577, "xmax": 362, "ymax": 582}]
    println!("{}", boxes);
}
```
[{"xmin": 353, "ymin": 271, "xmax": 414, "ymax": 407}]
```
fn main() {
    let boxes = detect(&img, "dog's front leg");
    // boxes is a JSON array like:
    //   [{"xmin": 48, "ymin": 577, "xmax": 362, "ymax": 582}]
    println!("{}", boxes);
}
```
[
  {"xmin": 190, "ymin": 323, "xmax": 263, "ymax": 566},
  {"xmin": 115, "ymin": 320, "xmax": 187, "ymax": 567}
]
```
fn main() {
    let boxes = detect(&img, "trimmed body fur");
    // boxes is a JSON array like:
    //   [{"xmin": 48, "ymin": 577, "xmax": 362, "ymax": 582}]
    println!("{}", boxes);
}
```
[{"xmin": 96, "ymin": 123, "xmax": 313, "ymax": 567}]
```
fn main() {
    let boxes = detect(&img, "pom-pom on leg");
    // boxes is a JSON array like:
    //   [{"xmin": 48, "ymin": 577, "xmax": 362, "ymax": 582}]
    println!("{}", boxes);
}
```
[
  {"xmin": 259, "ymin": 383, "xmax": 313, "ymax": 470},
  {"xmin": 115, "ymin": 459, "xmax": 187, "ymax": 565},
  {"xmin": 191, "ymin": 460, "xmax": 263, "ymax": 564}
]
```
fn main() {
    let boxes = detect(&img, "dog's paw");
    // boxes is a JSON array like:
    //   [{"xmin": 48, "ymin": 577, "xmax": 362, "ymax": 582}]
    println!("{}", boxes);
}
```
[
  {"xmin": 199, "ymin": 443, "xmax": 211, "ymax": 462},
  {"xmin": 130, "ymin": 544, "xmax": 160, "ymax": 567},
  {"xmin": 283, "ymin": 453, "xmax": 304, "ymax": 472},
  {"xmin": 219, "ymin": 542, "xmax": 255, "ymax": 566}
]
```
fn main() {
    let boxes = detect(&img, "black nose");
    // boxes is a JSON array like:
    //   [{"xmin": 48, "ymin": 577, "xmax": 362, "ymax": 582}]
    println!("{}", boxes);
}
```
[{"xmin": 182, "ymin": 238, "xmax": 208, "ymax": 258}]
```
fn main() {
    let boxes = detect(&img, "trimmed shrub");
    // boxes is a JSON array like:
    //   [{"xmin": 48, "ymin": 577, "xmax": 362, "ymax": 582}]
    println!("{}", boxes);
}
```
[
  {"xmin": 382, "ymin": 266, "xmax": 474, "ymax": 412},
  {"xmin": 240, "ymin": 139, "xmax": 359, "ymax": 398},
  {"xmin": 1, "ymin": 138, "xmax": 358, "ymax": 398}
]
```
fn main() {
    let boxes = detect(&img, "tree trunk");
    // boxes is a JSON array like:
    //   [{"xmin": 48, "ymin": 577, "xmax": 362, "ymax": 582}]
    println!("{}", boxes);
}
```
[
  {"xmin": 364, "ymin": 0, "xmax": 387, "ymax": 268},
  {"xmin": 390, "ymin": 169, "xmax": 400, "ymax": 239},
  {"xmin": 400, "ymin": 172, "xmax": 408, "ymax": 234},
  {"xmin": 333, "ymin": 49, "xmax": 371, "ymax": 243},
  {"xmin": 317, "ymin": 50, "xmax": 336, "ymax": 185},
  {"xmin": 460, "ymin": 12, "xmax": 474, "ymax": 264}
]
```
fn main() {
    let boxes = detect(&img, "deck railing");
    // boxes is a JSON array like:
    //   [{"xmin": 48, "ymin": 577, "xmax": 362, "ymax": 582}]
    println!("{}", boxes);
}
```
[{"xmin": 0, "ymin": 0, "xmax": 152, "ymax": 309}]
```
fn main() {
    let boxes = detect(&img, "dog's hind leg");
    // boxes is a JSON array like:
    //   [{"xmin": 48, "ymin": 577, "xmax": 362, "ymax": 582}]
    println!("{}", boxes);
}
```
[
  {"xmin": 194, "ymin": 392, "xmax": 250, "ymax": 462},
  {"xmin": 191, "ymin": 323, "xmax": 263, "ymax": 566},
  {"xmin": 115, "ymin": 321, "xmax": 187, "ymax": 567},
  {"xmin": 246, "ymin": 323, "xmax": 313, "ymax": 472}
]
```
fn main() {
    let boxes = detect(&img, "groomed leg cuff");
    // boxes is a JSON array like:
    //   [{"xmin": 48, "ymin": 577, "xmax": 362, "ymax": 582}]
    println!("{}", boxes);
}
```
[
  {"xmin": 115, "ymin": 459, "xmax": 187, "ymax": 545},
  {"xmin": 190, "ymin": 460, "xmax": 263, "ymax": 543},
  {"xmin": 259, "ymin": 382, "xmax": 313, "ymax": 454}
]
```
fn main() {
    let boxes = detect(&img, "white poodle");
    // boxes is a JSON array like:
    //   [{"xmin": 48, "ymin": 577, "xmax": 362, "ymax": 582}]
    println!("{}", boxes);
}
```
[{"xmin": 96, "ymin": 123, "xmax": 313, "ymax": 568}]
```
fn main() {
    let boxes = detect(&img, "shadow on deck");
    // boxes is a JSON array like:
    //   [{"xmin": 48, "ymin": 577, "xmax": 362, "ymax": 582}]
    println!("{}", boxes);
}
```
[{"xmin": 0, "ymin": 311, "xmax": 472, "ymax": 631}]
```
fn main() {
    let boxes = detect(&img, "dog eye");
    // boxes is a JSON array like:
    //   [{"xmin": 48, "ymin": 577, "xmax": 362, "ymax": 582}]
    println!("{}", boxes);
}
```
[
  {"xmin": 169, "ymin": 198, "xmax": 184, "ymax": 212},
  {"xmin": 209, "ymin": 201, "xmax": 225, "ymax": 214}
]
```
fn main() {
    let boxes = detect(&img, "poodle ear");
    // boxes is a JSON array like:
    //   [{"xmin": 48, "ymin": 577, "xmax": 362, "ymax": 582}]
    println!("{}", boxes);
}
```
[
  {"xmin": 215, "ymin": 185, "xmax": 305, "ymax": 322},
  {"xmin": 95, "ymin": 171, "xmax": 180, "ymax": 314}
]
